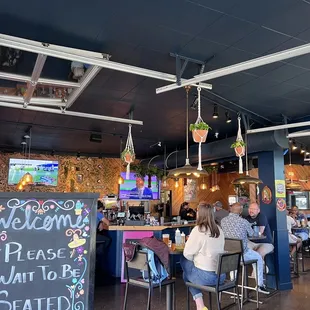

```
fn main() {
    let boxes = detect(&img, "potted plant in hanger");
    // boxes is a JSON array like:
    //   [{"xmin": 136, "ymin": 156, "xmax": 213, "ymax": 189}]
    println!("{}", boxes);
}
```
[
  {"xmin": 231, "ymin": 140, "xmax": 246, "ymax": 157},
  {"xmin": 121, "ymin": 149, "xmax": 135, "ymax": 164},
  {"xmin": 189, "ymin": 122, "xmax": 211, "ymax": 143}
]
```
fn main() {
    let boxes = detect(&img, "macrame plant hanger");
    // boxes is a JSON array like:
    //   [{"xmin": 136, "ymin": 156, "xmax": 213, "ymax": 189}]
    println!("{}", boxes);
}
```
[
  {"xmin": 194, "ymin": 86, "xmax": 207, "ymax": 171},
  {"xmin": 122, "ymin": 124, "xmax": 135, "ymax": 179},
  {"xmin": 235, "ymin": 116, "xmax": 245, "ymax": 174}
]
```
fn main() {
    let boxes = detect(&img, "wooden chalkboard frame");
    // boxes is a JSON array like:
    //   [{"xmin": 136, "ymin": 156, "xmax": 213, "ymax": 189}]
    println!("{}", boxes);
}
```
[{"xmin": 0, "ymin": 192, "xmax": 98, "ymax": 310}]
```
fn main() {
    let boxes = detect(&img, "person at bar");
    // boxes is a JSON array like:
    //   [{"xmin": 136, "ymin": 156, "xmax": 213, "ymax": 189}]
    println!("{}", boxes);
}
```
[
  {"xmin": 97, "ymin": 200, "xmax": 111, "ymax": 246},
  {"xmin": 287, "ymin": 209, "xmax": 302, "ymax": 260},
  {"xmin": 213, "ymin": 201, "xmax": 229, "ymax": 224},
  {"xmin": 290, "ymin": 206, "xmax": 309, "ymax": 251},
  {"xmin": 180, "ymin": 203, "xmax": 225, "ymax": 310},
  {"xmin": 245, "ymin": 202, "xmax": 274, "ymax": 264},
  {"xmin": 221, "ymin": 202, "xmax": 269, "ymax": 294},
  {"xmin": 179, "ymin": 201, "xmax": 196, "ymax": 221}
]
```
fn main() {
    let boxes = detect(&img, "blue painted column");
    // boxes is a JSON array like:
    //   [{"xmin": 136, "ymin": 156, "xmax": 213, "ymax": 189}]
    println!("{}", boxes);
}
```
[{"xmin": 258, "ymin": 150, "xmax": 292, "ymax": 290}]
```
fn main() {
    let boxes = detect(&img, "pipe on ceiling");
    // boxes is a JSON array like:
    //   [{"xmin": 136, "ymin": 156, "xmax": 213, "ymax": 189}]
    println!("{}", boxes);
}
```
[{"xmin": 152, "ymin": 130, "xmax": 288, "ymax": 168}]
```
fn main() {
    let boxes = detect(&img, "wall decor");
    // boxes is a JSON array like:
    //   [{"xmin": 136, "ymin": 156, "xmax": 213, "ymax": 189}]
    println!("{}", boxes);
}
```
[
  {"xmin": 276, "ymin": 198, "xmax": 286, "ymax": 212},
  {"xmin": 275, "ymin": 180, "xmax": 286, "ymax": 198},
  {"xmin": 262, "ymin": 186, "xmax": 272, "ymax": 204},
  {"xmin": 184, "ymin": 179, "xmax": 197, "ymax": 202}
]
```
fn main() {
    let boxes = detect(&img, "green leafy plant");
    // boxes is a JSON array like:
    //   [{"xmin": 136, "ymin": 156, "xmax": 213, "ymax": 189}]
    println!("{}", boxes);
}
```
[
  {"xmin": 230, "ymin": 141, "xmax": 246, "ymax": 149},
  {"xmin": 189, "ymin": 122, "xmax": 211, "ymax": 131}
]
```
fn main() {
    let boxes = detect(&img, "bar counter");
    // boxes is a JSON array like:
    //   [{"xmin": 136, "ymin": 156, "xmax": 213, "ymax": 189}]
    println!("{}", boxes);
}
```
[{"xmin": 105, "ymin": 223, "xmax": 194, "ymax": 279}]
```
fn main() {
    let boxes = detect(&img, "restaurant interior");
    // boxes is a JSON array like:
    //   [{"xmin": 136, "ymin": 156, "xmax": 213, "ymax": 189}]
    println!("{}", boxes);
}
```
[{"xmin": 1, "ymin": 1, "xmax": 310, "ymax": 309}]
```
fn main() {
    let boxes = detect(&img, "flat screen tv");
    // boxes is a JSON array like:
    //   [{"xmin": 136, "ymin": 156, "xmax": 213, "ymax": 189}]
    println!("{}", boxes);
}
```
[
  {"xmin": 119, "ymin": 172, "xmax": 159, "ymax": 200},
  {"xmin": 8, "ymin": 158, "xmax": 59, "ymax": 186}
]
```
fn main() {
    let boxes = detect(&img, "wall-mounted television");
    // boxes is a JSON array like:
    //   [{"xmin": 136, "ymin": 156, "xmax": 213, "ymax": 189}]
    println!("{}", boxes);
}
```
[
  {"xmin": 119, "ymin": 172, "xmax": 159, "ymax": 200},
  {"xmin": 8, "ymin": 158, "xmax": 59, "ymax": 186}
]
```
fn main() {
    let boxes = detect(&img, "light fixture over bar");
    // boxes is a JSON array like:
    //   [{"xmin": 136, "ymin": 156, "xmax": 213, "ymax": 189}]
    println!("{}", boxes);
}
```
[
  {"xmin": 0, "ymin": 101, "xmax": 143, "ymax": 125},
  {"xmin": 156, "ymin": 41, "xmax": 310, "ymax": 94}
]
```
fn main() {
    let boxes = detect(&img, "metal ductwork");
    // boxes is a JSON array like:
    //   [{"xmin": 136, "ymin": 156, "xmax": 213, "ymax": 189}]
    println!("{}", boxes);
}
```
[{"xmin": 152, "ymin": 130, "xmax": 288, "ymax": 168}]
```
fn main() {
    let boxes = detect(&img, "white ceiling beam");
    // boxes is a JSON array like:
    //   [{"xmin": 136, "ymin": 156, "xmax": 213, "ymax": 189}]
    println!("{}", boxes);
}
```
[
  {"xmin": 0, "ymin": 71, "xmax": 80, "ymax": 88},
  {"xmin": 24, "ymin": 54, "xmax": 47, "ymax": 106},
  {"xmin": 156, "ymin": 41, "xmax": 310, "ymax": 94},
  {"xmin": 247, "ymin": 121, "xmax": 310, "ymax": 134},
  {"xmin": 287, "ymin": 131, "xmax": 310, "ymax": 138},
  {"xmin": 0, "ymin": 101, "xmax": 143, "ymax": 125},
  {"xmin": 0, "ymin": 94, "xmax": 65, "ymax": 107},
  {"xmin": 0, "ymin": 33, "xmax": 212, "ymax": 89},
  {"xmin": 65, "ymin": 65, "xmax": 102, "ymax": 109}
]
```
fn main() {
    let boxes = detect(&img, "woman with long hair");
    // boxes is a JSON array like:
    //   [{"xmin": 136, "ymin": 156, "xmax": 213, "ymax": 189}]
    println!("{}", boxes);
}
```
[{"xmin": 180, "ymin": 203, "xmax": 225, "ymax": 310}]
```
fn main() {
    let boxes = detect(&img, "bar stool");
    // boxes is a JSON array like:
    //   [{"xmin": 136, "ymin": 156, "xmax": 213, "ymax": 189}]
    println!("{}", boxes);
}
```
[{"xmin": 224, "ymin": 238, "xmax": 260, "ymax": 309}]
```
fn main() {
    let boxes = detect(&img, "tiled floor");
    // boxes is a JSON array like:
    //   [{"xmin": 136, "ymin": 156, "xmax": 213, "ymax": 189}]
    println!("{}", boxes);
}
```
[{"xmin": 94, "ymin": 262, "xmax": 310, "ymax": 310}]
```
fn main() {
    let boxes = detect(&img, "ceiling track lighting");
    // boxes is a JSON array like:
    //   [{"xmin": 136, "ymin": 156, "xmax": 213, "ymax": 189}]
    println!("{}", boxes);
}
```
[
  {"xmin": 301, "ymin": 145, "xmax": 305, "ymax": 154},
  {"xmin": 212, "ymin": 104, "xmax": 219, "ymax": 119},
  {"xmin": 225, "ymin": 111, "xmax": 231, "ymax": 123},
  {"xmin": 292, "ymin": 141, "xmax": 298, "ymax": 150}
]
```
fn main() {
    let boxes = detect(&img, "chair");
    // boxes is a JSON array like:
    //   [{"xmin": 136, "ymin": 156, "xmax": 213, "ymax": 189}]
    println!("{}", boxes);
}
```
[
  {"xmin": 123, "ymin": 251, "xmax": 176, "ymax": 310},
  {"xmin": 185, "ymin": 252, "xmax": 242, "ymax": 310},
  {"xmin": 224, "ymin": 238, "xmax": 259, "ymax": 309},
  {"xmin": 263, "ymin": 231, "xmax": 278, "ymax": 290}
]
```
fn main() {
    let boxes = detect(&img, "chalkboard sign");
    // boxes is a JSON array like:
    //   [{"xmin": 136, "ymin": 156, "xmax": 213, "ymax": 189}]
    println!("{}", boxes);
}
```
[{"xmin": 0, "ymin": 193, "xmax": 98, "ymax": 310}]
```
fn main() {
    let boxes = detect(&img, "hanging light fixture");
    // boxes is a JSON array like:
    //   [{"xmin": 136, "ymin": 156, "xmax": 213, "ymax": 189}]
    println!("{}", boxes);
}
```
[
  {"xmin": 175, "ymin": 179, "xmax": 179, "ymax": 188},
  {"xmin": 200, "ymin": 177, "xmax": 207, "ymax": 190},
  {"xmin": 232, "ymin": 132, "xmax": 262, "ymax": 185},
  {"xmin": 301, "ymin": 145, "xmax": 305, "ymax": 154},
  {"xmin": 292, "ymin": 141, "xmax": 298, "ymax": 150},
  {"xmin": 168, "ymin": 86, "xmax": 208, "ymax": 179},
  {"xmin": 225, "ymin": 111, "xmax": 232, "ymax": 123},
  {"xmin": 212, "ymin": 104, "xmax": 219, "ymax": 119},
  {"xmin": 19, "ymin": 131, "xmax": 34, "ymax": 186}
]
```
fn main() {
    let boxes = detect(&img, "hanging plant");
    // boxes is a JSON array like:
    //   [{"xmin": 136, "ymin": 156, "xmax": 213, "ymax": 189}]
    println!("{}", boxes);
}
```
[
  {"xmin": 232, "ymin": 117, "xmax": 245, "ymax": 174},
  {"xmin": 122, "ymin": 124, "xmax": 136, "ymax": 179},
  {"xmin": 191, "ymin": 87, "xmax": 211, "ymax": 171},
  {"xmin": 189, "ymin": 122, "xmax": 211, "ymax": 143},
  {"xmin": 121, "ymin": 149, "xmax": 135, "ymax": 164},
  {"xmin": 231, "ymin": 141, "xmax": 246, "ymax": 157}
]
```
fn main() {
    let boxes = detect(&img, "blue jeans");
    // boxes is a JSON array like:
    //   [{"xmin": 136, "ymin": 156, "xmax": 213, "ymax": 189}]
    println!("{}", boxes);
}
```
[
  {"xmin": 243, "ymin": 249, "xmax": 264, "ymax": 287},
  {"xmin": 294, "ymin": 232, "xmax": 309, "ymax": 241},
  {"xmin": 180, "ymin": 255, "xmax": 225, "ymax": 300}
]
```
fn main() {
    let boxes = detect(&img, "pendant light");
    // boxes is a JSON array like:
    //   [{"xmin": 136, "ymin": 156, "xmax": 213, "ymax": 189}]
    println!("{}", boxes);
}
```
[
  {"xmin": 200, "ymin": 177, "xmax": 207, "ymax": 190},
  {"xmin": 286, "ymin": 147, "xmax": 301, "ymax": 190},
  {"xmin": 168, "ymin": 86, "xmax": 208, "ymax": 179},
  {"xmin": 232, "ymin": 132, "xmax": 262, "ymax": 185}
]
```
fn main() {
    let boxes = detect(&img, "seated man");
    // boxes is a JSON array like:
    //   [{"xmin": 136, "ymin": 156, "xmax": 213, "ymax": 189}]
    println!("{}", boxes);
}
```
[
  {"xmin": 245, "ymin": 203, "xmax": 274, "ymax": 263},
  {"xmin": 221, "ymin": 203, "xmax": 269, "ymax": 294},
  {"xmin": 179, "ymin": 202, "xmax": 196, "ymax": 221},
  {"xmin": 213, "ymin": 201, "xmax": 229, "ymax": 224}
]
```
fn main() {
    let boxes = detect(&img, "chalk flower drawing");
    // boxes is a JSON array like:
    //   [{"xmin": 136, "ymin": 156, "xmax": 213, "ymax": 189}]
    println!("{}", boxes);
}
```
[{"xmin": 0, "ymin": 230, "xmax": 7, "ymax": 241}]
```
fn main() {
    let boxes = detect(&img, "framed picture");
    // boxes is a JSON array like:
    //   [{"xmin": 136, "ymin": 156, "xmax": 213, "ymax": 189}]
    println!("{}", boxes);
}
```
[{"xmin": 184, "ymin": 179, "xmax": 198, "ymax": 202}]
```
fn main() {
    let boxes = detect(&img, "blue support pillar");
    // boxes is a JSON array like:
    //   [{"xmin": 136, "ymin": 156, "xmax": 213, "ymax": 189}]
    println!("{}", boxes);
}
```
[{"xmin": 258, "ymin": 150, "xmax": 292, "ymax": 290}]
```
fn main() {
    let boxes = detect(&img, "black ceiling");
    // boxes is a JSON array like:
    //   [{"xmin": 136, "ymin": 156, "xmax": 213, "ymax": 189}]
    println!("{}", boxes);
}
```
[{"xmin": 1, "ymin": 0, "xmax": 310, "ymax": 158}]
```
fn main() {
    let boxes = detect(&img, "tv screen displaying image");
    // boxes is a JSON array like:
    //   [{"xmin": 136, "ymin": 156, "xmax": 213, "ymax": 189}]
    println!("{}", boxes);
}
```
[
  {"xmin": 119, "ymin": 172, "xmax": 159, "ymax": 200},
  {"xmin": 8, "ymin": 158, "xmax": 59, "ymax": 186}
]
